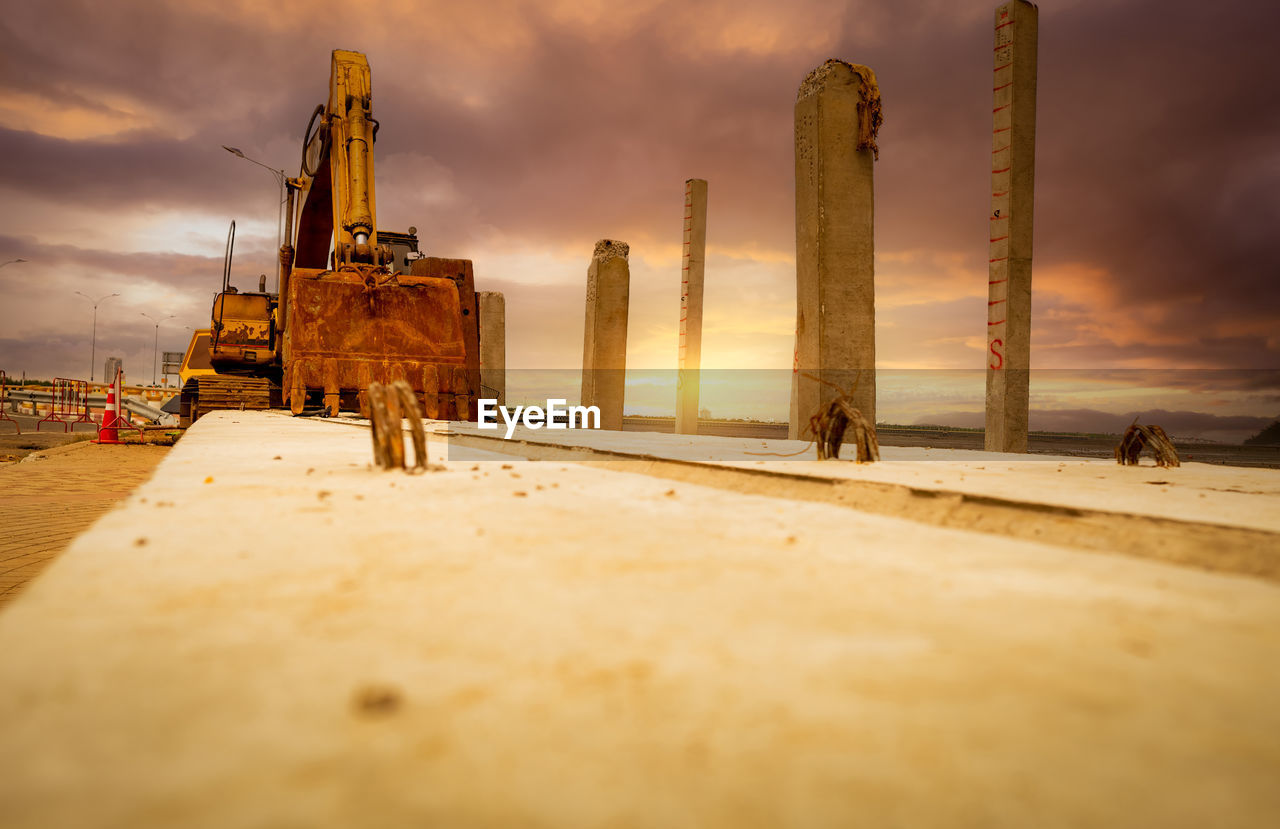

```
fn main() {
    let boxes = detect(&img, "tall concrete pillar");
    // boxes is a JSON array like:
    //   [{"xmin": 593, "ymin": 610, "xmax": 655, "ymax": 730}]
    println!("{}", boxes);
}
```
[
  {"xmin": 790, "ymin": 60, "xmax": 882, "ymax": 440},
  {"xmin": 477, "ymin": 291, "xmax": 506, "ymax": 407},
  {"xmin": 675, "ymin": 178, "xmax": 708, "ymax": 435},
  {"xmin": 581, "ymin": 239, "xmax": 630, "ymax": 430},
  {"xmin": 985, "ymin": 0, "xmax": 1038, "ymax": 453}
]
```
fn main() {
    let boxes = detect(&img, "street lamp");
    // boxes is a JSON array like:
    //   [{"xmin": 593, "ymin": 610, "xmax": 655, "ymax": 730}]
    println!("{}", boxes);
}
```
[
  {"xmin": 222, "ymin": 145, "xmax": 285, "ymax": 255},
  {"xmin": 140, "ymin": 312, "xmax": 175, "ymax": 386},
  {"xmin": 75, "ymin": 291, "xmax": 120, "ymax": 381},
  {"xmin": 0, "ymin": 258, "xmax": 28, "ymax": 269}
]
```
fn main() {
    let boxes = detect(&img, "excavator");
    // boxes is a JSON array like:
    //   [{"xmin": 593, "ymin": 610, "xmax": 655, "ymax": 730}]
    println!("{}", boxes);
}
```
[{"xmin": 179, "ymin": 49, "xmax": 482, "ymax": 425}]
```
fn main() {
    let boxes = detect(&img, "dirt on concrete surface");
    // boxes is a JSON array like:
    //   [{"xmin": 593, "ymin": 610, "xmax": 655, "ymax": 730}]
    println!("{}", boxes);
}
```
[
  {"xmin": 0, "ymin": 441, "xmax": 170, "ymax": 608},
  {"xmin": 0, "ymin": 411, "xmax": 181, "ymax": 462},
  {"xmin": 623, "ymin": 417, "xmax": 1280, "ymax": 468}
]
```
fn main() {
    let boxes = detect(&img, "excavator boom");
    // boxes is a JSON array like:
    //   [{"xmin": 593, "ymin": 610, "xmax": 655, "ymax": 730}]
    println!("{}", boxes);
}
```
[{"xmin": 283, "ymin": 50, "xmax": 479, "ymax": 418}]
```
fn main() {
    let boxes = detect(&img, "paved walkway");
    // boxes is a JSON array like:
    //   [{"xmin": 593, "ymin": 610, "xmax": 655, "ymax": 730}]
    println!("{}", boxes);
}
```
[{"xmin": 0, "ymin": 443, "xmax": 169, "ymax": 609}]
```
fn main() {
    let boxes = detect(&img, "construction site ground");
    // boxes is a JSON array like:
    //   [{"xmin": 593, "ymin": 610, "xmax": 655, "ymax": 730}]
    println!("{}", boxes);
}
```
[
  {"xmin": 0, "ymin": 411, "xmax": 1277, "ymax": 827},
  {"xmin": 0, "ymin": 416, "xmax": 97, "ymax": 462}
]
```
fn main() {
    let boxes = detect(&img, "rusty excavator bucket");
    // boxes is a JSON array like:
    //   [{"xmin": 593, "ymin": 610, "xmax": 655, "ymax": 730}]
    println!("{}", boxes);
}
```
[
  {"xmin": 283, "ymin": 257, "xmax": 480, "ymax": 420},
  {"xmin": 282, "ymin": 50, "xmax": 480, "ymax": 419}
]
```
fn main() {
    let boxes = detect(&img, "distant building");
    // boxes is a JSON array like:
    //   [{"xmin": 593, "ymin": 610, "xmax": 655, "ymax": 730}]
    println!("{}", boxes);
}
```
[{"xmin": 104, "ymin": 356, "xmax": 123, "ymax": 382}]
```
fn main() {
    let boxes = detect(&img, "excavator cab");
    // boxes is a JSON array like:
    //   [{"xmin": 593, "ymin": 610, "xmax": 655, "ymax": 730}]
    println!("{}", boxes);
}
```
[
  {"xmin": 207, "ymin": 221, "xmax": 278, "ymax": 373},
  {"xmin": 377, "ymin": 228, "xmax": 423, "ymax": 274},
  {"xmin": 211, "ymin": 291, "xmax": 273, "ymax": 368}
]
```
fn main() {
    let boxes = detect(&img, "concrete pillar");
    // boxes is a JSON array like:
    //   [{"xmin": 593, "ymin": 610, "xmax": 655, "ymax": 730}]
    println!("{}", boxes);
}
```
[
  {"xmin": 581, "ymin": 240, "xmax": 630, "ymax": 430},
  {"xmin": 985, "ymin": 0, "xmax": 1038, "ymax": 453},
  {"xmin": 790, "ymin": 60, "xmax": 882, "ymax": 440},
  {"xmin": 675, "ymin": 179, "xmax": 708, "ymax": 435},
  {"xmin": 477, "ymin": 291, "xmax": 506, "ymax": 407}
]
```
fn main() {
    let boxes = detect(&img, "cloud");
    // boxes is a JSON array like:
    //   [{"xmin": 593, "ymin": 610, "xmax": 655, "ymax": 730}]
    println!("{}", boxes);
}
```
[{"xmin": 2, "ymin": 0, "xmax": 1278, "ymax": 421}]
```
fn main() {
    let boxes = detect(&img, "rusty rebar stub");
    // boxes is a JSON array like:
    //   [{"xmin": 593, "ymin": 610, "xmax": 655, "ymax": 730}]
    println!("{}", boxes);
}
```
[
  {"xmin": 593, "ymin": 239, "xmax": 629, "ymax": 263},
  {"xmin": 798, "ymin": 372, "xmax": 879, "ymax": 463},
  {"xmin": 1116, "ymin": 421, "xmax": 1180, "ymax": 468},
  {"xmin": 796, "ymin": 59, "xmax": 883, "ymax": 160},
  {"xmin": 368, "ymin": 380, "xmax": 430, "ymax": 472},
  {"xmin": 810, "ymin": 398, "xmax": 880, "ymax": 463}
]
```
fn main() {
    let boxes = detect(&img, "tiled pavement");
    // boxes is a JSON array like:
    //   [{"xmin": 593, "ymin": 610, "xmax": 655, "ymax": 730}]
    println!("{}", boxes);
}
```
[{"xmin": 0, "ymin": 443, "xmax": 169, "ymax": 609}]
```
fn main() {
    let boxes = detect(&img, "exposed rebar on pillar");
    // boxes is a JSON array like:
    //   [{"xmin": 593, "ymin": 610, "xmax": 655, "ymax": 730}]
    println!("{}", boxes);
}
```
[{"xmin": 790, "ymin": 60, "xmax": 882, "ymax": 440}]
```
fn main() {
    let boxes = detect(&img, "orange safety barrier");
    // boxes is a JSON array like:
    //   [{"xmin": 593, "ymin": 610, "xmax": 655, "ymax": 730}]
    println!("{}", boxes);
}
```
[
  {"xmin": 0, "ymin": 370, "xmax": 18, "ymax": 434},
  {"xmin": 37, "ymin": 377, "xmax": 96, "ymax": 433}
]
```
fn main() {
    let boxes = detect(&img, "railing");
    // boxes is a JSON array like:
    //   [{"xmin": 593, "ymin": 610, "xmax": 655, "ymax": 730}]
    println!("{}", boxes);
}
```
[
  {"xmin": 0, "ymin": 370, "xmax": 18, "ymax": 434},
  {"xmin": 36, "ymin": 378, "xmax": 95, "ymax": 433},
  {"xmin": 6, "ymin": 387, "xmax": 179, "ymax": 428}
]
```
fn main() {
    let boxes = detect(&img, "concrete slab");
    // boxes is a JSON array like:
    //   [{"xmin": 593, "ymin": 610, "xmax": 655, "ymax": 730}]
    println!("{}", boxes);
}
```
[
  {"xmin": 2, "ymin": 411, "xmax": 1279, "ymax": 827},
  {"xmin": 445, "ymin": 421, "xmax": 1280, "ymax": 535}
]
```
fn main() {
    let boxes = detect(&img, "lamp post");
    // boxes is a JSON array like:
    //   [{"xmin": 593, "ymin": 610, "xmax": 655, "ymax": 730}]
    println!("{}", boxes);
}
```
[
  {"xmin": 222, "ymin": 146, "xmax": 285, "ymax": 255},
  {"xmin": 75, "ymin": 292, "xmax": 120, "ymax": 382},
  {"xmin": 0, "ymin": 258, "xmax": 28, "ymax": 269},
  {"xmin": 140, "ymin": 312, "xmax": 174, "ymax": 386}
]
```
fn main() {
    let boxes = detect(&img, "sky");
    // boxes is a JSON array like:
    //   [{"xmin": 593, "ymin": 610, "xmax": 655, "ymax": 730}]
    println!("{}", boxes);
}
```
[{"xmin": 0, "ymin": 0, "xmax": 1277, "ymax": 439}]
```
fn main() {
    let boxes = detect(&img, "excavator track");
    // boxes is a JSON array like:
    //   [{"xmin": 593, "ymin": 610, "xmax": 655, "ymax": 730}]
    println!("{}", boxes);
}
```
[{"xmin": 180, "ymin": 376, "xmax": 274, "ymax": 427}]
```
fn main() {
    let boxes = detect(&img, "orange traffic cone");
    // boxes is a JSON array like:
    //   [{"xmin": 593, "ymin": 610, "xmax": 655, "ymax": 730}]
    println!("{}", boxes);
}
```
[{"xmin": 96, "ymin": 372, "xmax": 122, "ymax": 444}]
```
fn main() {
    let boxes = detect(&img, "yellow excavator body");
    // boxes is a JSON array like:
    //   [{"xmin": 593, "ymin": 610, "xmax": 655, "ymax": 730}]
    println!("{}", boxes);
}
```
[{"xmin": 181, "ymin": 49, "xmax": 481, "ymax": 423}]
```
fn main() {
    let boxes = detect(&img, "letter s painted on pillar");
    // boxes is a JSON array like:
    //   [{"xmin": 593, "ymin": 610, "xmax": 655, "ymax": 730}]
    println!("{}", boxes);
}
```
[{"xmin": 989, "ymin": 338, "xmax": 1004, "ymax": 370}]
